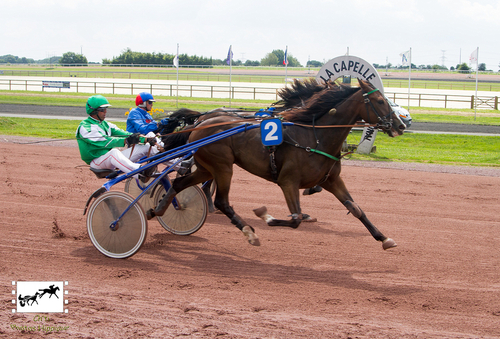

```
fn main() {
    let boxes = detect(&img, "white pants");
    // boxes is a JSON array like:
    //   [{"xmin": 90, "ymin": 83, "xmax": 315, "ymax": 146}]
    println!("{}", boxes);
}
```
[{"xmin": 90, "ymin": 144, "xmax": 159, "ymax": 177}]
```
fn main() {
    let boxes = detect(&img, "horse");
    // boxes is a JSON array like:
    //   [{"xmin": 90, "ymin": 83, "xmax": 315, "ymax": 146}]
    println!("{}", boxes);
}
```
[
  {"xmin": 148, "ymin": 79, "xmax": 405, "ymax": 250},
  {"xmin": 157, "ymin": 79, "xmax": 329, "ymax": 219},
  {"xmin": 39, "ymin": 285, "xmax": 60, "ymax": 299},
  {"xmin": 18, "ymin": 292, "xmax": 40, "ymax": 307}
]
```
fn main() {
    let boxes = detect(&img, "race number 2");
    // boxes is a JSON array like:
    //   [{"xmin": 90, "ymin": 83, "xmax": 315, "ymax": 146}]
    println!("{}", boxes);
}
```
[{"xmin": 260, "ymin": 118, "xmax": 283, "ymax": 146}]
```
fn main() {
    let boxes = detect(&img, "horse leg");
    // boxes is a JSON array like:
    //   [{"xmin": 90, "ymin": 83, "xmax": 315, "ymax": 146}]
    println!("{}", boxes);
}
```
[
  {"xmin": 322, "ymin": 175, "xmax": 397, "ymax": 250},
  {"xmin": 147, "ymin": 168, "xmax": 212, "ymax": 219},
  {"xmin": 202, "ymin": 179, "xmax": 216, "ymax": 213},
  {"xmin": 253, "ymin": 182, "xmax": 303, "ymax": 228},
  {"xmin": 212, "ymin": 171, "xmax": 260, "ymax": 246},
  {"xmin": 147, "ymin": 185, "xmax": 174, "ymax": 219}
]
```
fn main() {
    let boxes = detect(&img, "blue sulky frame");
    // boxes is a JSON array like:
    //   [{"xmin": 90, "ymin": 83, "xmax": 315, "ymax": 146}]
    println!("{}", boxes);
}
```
[
  {"xmin": 87, "ymin": 122, "xmax": 272, "ymax": 230},
  {"xmin": 85, "ymin": 119, "xmax": 296, "ymax": 231}
]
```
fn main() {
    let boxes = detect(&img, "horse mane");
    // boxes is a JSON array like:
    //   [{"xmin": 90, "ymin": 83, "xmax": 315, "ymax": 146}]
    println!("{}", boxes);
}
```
[
  {"xmin": 278, "ymin": 83, "xmax": 361, "ymax": 123},
  {"xmin": 159, "ymin": 80, "xmax": 362, "ymax": 146},
  {"xmin": 274, "ymin": 78, "xmax": 326, "ymax": 109}
]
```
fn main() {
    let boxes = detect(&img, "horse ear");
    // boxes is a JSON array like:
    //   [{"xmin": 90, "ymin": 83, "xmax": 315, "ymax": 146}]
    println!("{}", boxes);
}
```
[{"xmin": 358, "ymin": 79, "xmax": 371, "ymax": 91}]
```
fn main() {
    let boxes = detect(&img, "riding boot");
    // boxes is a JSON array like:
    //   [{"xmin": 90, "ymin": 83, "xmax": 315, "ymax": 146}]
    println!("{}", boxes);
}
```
[
  {"xmin": 177, "ymin": 157, "xmax": 194, "ymax": 176},
  {"xmin": 139, "ymin": 164, "xmax": 158, "ymax": 183}
]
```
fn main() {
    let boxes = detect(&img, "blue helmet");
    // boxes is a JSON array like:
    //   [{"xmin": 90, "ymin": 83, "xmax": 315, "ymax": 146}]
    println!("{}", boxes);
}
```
[{"xmin": 135, "ymin": 92, "xmax": 156, "ymax": 107}]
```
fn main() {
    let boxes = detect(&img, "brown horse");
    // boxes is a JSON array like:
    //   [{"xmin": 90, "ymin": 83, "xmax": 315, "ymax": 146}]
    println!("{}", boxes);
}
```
[
  {"xmin": 158, "ymin": 79, "xmax": 329, "ymax": 217},
  {"xmin": 148, "ymin": 79, "xmax": 405, "ymax": 250},
  {"xmin": 18, "ymin": 292, "xmax": 41, "ymax": 307}
]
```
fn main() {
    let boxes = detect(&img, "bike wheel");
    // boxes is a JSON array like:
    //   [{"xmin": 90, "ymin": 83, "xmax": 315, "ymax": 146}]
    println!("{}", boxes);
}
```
[
  {"xmin": 87, "ymin": 191, "xmax": 147, "ymax": 259},
  {"xmin": 153, "ymin": 185, "xmax": 208, "ymax": 235},
  {"xmin": 124, "ymin": 177, "xmax": 154, "ymax": 211}
]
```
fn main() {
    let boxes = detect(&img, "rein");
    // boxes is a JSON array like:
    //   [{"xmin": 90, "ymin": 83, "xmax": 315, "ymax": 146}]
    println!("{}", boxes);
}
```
[
  {"xmin": 156, "ymin": 119, "xmax": 375, "ymax": 139},
  {"xmin": 158, "ymin": 119, "xmax": 250, "ymax": 137},
  {"xmin": 291, "ymin": 122, "xmax": 375, "ymax": 129}
]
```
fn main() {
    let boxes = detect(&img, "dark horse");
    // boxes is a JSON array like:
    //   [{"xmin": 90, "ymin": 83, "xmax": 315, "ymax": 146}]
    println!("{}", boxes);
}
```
[
  {"xmin": 149, "ymin": 79, "xmax": 405, "ymax": 250},
  {"xmin": 39, "ymin": 285, "xmax": 60, "ymax": 299},
  {"xmin": 18, "ymin": 292, "xmax": 40, "ymax": 307},
  {"xmin": 156, "ymin": 79, "xmax": 329, "ymax": 216}
]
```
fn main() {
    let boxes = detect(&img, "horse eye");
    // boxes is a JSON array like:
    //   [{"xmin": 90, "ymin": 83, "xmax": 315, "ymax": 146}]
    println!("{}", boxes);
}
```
[{"xmin": 378, "ymin": 99, "xmax": 385, "ymax": 105}]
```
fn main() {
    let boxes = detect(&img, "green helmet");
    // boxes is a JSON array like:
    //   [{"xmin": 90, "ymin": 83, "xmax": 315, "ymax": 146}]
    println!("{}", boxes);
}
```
[{"xmin": 86, "ymin": 95, "xmax": 111, "ymax": 115}]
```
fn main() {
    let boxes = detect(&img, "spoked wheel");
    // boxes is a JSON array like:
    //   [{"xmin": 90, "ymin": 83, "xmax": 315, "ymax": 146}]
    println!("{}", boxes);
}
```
[
  {"xmin": 153, "ymin": 185, "xmax": 208, "ymax": 235},
  {"xmin": 87, "ymin": 191, "xmax": 147, "ymax": 259},
  {"xmin": 124, "ymin": 177, "xmax": 154, "ymax": 211}
]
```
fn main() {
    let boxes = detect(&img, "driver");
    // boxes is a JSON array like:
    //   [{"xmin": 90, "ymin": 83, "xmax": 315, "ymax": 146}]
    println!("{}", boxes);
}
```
[
  {"xmin": 126, "ymin": 92, "xmax": 170, "ymax": 156},
  {"xmin": 76, "ymin": 95, "xmax": 156, "ymax": 180},
  {"xmin": 126, "ymin": 92, "xmax": 169, "ymax": 135}
]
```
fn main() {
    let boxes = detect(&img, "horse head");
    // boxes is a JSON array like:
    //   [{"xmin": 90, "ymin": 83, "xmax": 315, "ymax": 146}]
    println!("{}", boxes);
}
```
[
  {"xmin": 278, "ymin": 79, "xmax": 405, "ymax": 139},
  {"xmin": 158, "ymin": 108, "xmax": 201, "ymax": 136},
  {"xmin": 357, "ymin": 80, "xmax": 406, "ymax": 137},
  {"xmin": 159, "ymin": 108, "xmax": 202, "ymax": 151}
]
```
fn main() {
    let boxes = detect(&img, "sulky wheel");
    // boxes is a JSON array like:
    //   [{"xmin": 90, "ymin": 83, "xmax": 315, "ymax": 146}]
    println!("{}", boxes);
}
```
[
  {"xmin": 87, "ymin": 191, "xmax": 147, "ymax": 259},
  {"xmin": 153, "ymin": 184, "xmax": 208, "ymax": 235},
  {"xmin": 124, "ymin": 177, "xmax": 155, "ymax": 211}
]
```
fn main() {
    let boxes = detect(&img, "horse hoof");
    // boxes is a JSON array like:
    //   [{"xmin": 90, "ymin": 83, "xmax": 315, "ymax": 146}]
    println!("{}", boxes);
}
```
[
  {"xmin": 382, "ymin": 238, "xmax": 397, "ymax": 250},
  {"xmin": 242, "ymin": 226, "xmax": 260, "ymax": 246},
  {"xmin": 301, "ymin": 214, "xmax": 317, "ymax": 222},
  {"xmin": 146, "ymin": 209, "xmax": 155, "ymax": 220},
  {"xmin": 253, "ymin": 206, "xmax": 267, "ymax": 217},
  {"xmin": 248, "ymin": 238, "xmax": 261, "ymax": 246},
  {"xmin": 253, "ymin": 206, "xmax": 275, "ymax": 224}
]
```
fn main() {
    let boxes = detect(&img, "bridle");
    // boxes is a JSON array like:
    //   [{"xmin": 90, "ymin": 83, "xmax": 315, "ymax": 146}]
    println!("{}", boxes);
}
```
[
  {"xmin": 281, "ymin": 86, "xmax": 396, "ymax": 166},
  {"xmin": 362, "ymin": 88, "xmax": 394, "ymax": 132}
]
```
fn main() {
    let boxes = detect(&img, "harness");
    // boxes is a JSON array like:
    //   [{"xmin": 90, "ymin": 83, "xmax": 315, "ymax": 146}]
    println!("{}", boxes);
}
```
[
  {"xmin": 155, "ymin": 87, "xmax": 392, "ymax": 184},
  {"xmin": 266, "ymin": 86, "xmax": 389, "ymax": 183},
  {"xmin": 362, "ymin": 89, "xmax": 394, "ymax": 131}
]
